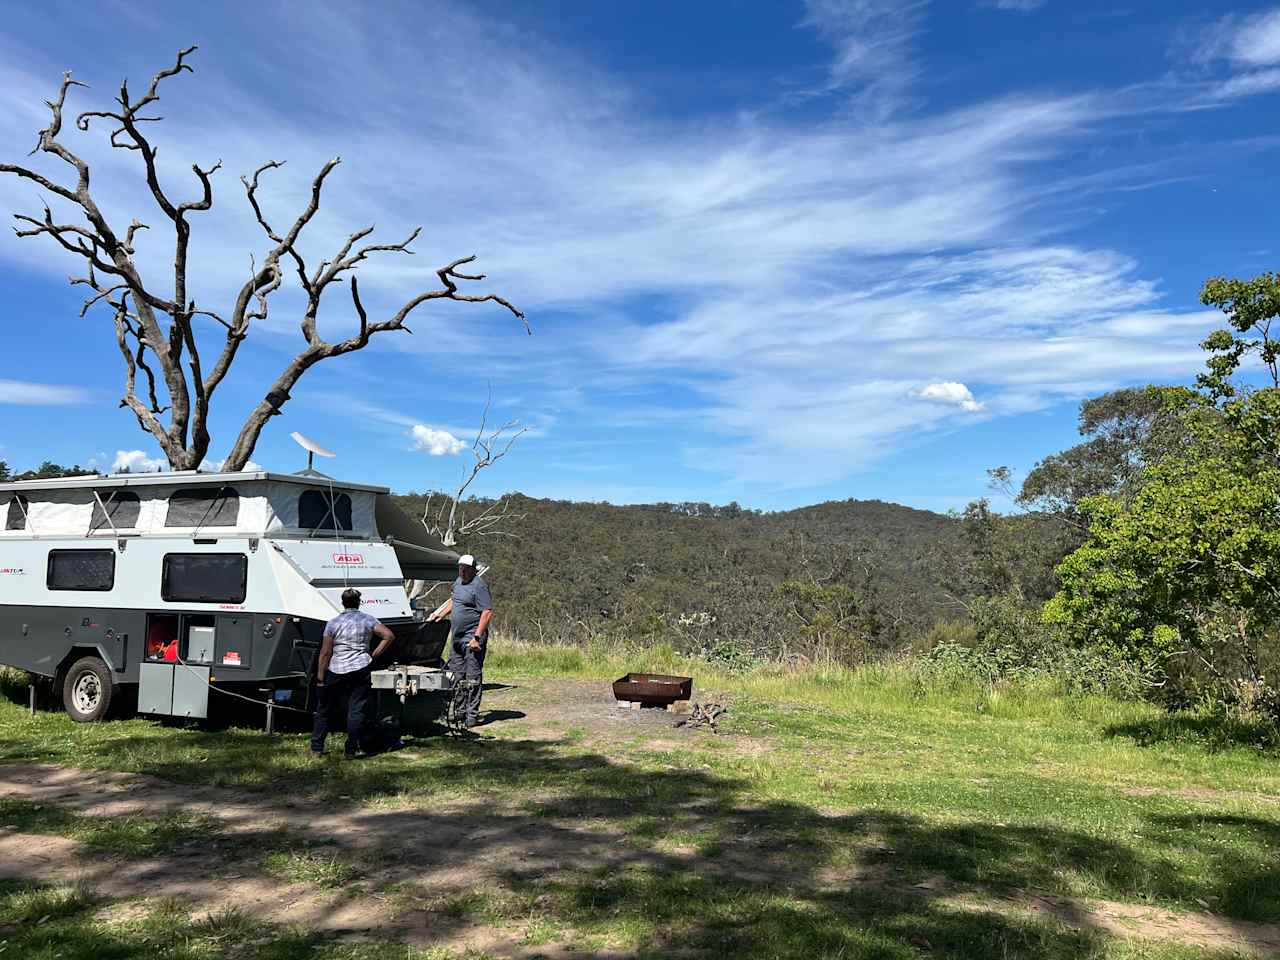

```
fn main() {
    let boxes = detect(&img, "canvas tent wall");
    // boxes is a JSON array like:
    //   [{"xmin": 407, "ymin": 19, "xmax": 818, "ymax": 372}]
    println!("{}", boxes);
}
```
[
  {"xmin": 0, "ymin": 472, "xmax": 383, "ymax": 539},
  {"xmin": 0, "ymin": 471, "xmax": 459, "ymax": 583}
]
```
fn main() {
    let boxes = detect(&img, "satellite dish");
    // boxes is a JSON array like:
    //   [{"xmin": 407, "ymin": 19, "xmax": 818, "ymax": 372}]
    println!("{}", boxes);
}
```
[{"xmin": 291, "ymin": 431, "xmax": 336, "ymax": 474}]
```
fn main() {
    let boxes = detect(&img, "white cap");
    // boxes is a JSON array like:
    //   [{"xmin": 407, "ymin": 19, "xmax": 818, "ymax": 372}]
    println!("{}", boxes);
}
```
[{"xmin": 458, "ymin": 554, "xmax": 476, "ymax": 567}]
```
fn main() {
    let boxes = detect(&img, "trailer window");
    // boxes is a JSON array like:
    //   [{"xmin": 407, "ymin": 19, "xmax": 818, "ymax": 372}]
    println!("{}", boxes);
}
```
[
  {"xmin": 47, "ymin": 549, "xmax": 116, "ymax": 591},
  {"xmin": 5, "ymin": 495, "xmax": 28, "ymax": 531},
  {"xmin": 90, "ymin": 491, "xmax": 141, "ymax": 532},
  {"xmin": 298, "ymin": 490, "xmax": 353, "ymax": 531},
  {"xmin": 165, "ymin": 487, "xmax": 239, "ymax": 527},
  {"xmin": 162, "ymin": 554, "xmax": 248, "ymax": 603}
]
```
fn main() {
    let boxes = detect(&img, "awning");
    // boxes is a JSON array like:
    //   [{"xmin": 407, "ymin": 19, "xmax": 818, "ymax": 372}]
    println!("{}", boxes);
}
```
[{"xmin": 375, "ymin": 494, "xmax": 459, "ymax": 581}]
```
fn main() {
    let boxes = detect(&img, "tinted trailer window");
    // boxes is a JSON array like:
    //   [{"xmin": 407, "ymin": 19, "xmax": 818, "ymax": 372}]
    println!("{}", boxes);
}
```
[
  {"xmin": 47, "ymin": 549, "xmax": 116, "ymax": 591},
  {"xmin": 162, "ymin": 554, "xmax": 247, "ymax": 603}
]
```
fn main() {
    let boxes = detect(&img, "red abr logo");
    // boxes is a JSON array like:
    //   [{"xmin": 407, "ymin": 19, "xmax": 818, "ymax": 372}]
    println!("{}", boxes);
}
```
[{"xmin": 332, "ymin": 553, "xmax": 364, "ymax": 565}]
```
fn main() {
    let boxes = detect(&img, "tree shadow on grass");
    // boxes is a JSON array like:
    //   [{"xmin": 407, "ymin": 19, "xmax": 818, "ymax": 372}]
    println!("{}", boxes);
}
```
[
  {"xmin": 0, "ymin": 878, "xmax": 410, "ymax": 960},
  {"xmin": 1104, "ymin": 713, "xmax": 1280, "ymax": 753},
  {"xmin": 1140, "ymin": 813, "xmax": 1280, "ymax": 923},
  {"xmin": 4, "ymin": 728, "xmax": 1278, "ymax": 958}
]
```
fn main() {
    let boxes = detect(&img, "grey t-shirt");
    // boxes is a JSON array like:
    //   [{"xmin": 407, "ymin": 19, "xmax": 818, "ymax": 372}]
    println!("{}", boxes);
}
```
[
  {"xmin": 450, "ymin": 576, "xmax": 492, "ymax": 642},
  {"xmin": 324, "ymin": 610, "xmax": 380, "ymax": 674}
]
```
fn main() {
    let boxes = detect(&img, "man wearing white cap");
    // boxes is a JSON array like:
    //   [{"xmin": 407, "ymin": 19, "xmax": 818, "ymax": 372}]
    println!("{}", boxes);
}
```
[{"xmin": 427, "ymin": 554, "xmax": 492, "ymax": 727}]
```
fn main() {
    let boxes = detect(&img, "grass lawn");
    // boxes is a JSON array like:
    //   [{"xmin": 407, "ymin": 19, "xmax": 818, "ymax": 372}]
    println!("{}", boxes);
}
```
[{"xmin": 0, "ymin": 642, "xmax": 1276, "ymax": 959}]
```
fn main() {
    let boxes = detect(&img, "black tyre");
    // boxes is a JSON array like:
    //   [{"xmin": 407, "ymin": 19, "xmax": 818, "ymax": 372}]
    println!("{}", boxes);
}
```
[{"xmin": 62, "ymin": 656, "xmax": 115, "ymax": 722}]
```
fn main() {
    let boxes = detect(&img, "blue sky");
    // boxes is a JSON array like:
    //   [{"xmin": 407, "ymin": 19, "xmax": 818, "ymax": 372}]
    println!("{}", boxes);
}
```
[{"xmin": 0, "ymin": 0, "xmax": 1277, "ymax": 511}]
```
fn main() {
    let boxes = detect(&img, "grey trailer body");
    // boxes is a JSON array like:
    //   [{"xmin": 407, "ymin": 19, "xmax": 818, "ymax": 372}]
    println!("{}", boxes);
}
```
[{"xmin": 0, "ymin": 470, "xmax": 458, "ymax": 721}]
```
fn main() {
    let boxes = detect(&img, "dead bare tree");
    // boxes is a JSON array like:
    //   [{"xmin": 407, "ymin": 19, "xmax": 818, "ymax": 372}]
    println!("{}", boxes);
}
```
[
  {"xmin": 422, "ymin": 394, "xmax": 527, "ymax": 548},
  {"xmin": 0, "ymin": 47, "xmax": 527, "ymax": 470}
]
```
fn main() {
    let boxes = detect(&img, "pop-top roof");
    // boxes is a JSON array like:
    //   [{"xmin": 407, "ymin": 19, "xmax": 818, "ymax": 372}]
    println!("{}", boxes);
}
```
[{"xmin": 0, "ymin": 470, "xmax": 391, "ymax": 495}]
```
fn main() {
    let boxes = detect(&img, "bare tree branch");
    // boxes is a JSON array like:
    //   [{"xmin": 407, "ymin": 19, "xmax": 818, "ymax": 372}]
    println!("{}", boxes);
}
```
[
  {"xmin": 113, "ymin": 297, "xmax": 171, "ymax": 439},
  {"xmin": 2, "ymin": 48, "xmax": 526, "ymax": 473},
  {"xmin": 75, "ymin": 45, "xmax": 199, "ymax": 222},
  {"xmin": 72, "ymin": 278, "xmax": 129, "ymax": 318},
  {"xmin": 420, "ymin": 390, "xmax": 527, "ymax": 547},
  {"xmin": 350, "ymin": 276, "xmax": 369, "ymax": 342}
]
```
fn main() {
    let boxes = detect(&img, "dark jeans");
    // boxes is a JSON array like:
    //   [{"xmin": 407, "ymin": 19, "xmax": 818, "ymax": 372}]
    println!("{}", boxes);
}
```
[
  {"xmin": 446, "ymin": 638, "xmax": 486, "ymax": 722},
  {"xmin": 310, "ymin": 665, "xmax": 373, "ymax": 756}
]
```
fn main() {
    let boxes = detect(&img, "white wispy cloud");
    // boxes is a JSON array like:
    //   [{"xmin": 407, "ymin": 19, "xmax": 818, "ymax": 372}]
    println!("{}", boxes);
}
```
[
  {"xmin": 917, "ymin": 382, "xmax": 984, "ymax": 412},
  {"xmin": 614, "ymin": 246, "xmax": 1213, "ymax": 486},
  {"xmin": 1211, "ymin": 68, "xmax": 1280, "ymax": 100},
  {"xmin": 0, "ymin": 2, "xmax": 1271, "ymax": 495},
  {"xmin": 987, "ymin": 0, "xmax": 1045, "ymax": 10},
  {"xmin": 1203, "ymin": 8, "xmax": 1280, "ymax": 67},
  {"xmin": 0, "ymin": 379, "xmax": 91, "ymax": 405},
  {"xmin": 410, "ymin": 425, "xmax": 466, "ymax": 456},
  {"xmin": 799, "ymin": 0, "xmax": 929, "ymax": 117},
  {"xmin": 1184, "ymin": 8, "xmax": 1280, "ymax": 102}
]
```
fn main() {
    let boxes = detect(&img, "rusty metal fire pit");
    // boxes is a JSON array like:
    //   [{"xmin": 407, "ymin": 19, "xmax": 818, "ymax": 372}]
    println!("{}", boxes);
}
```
[{"xmin": 612, "ymin": 672, "xmax": 693, "ymax": 708}]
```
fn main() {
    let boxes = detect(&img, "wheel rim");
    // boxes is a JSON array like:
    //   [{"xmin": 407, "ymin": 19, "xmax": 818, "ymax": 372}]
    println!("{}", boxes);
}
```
[{"xmin": 72, "ymin": 671, "xmax": 101, "ymax": 713}]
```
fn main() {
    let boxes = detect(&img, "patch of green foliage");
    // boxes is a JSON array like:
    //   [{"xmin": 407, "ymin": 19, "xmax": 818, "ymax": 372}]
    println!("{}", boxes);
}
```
[
  {"xmin": 1048, "ymin": 363, "xmax": 1280, "ymax": 714},
  {"xmin": 0, "ymin": 459, "xmax": 95, "ymax": 482},
  {"xmin": 262, "ymin": 850, "xmax": 361, "ymax": 888}
]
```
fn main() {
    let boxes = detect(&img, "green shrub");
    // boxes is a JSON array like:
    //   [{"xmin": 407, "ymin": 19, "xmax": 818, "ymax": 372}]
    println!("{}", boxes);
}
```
[{"xmin": 914, "ymin": 594, "xmax": 1144, "ymax": 700}]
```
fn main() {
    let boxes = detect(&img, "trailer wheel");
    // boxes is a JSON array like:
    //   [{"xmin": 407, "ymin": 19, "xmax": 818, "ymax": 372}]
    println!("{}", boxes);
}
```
[{"xmin": 62, "ymin": 656, "xmax": 114, "ymax": 723}]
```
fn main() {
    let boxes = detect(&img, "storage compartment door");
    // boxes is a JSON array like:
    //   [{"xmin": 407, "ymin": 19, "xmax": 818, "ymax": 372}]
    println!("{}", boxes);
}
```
[
  {"xmin": 215, "ymin": 615, "xmax": 253, "ymax": 671},
  {"xmin": 172, "ymin": 665, "xmax": 210, "ymax": 719},
  {"xmin": 138, "ymin": 662, "xmax": 175, "ymax": 715}
]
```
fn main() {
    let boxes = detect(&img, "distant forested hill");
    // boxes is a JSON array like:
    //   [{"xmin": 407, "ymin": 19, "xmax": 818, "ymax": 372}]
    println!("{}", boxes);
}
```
[{"xmin": 393, "ymin": 492, "xmax": 980, "ymax": 659}]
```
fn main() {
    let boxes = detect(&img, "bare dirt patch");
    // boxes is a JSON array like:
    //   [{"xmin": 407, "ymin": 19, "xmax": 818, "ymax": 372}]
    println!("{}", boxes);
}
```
[
  {"xmin": 996, "ymin": 890, "xmax": 1280, "ymax": 957},
  {"xmin": 482, "ymin": 678, "xmax": 744, "ymax": 759},
  {"xmin": 1124, "ymin": 784, "xmax": 1280, "ymax": 807},
  {"xmin": 484, "ymin": 677, "xmax": 695, "ymax": 732}
]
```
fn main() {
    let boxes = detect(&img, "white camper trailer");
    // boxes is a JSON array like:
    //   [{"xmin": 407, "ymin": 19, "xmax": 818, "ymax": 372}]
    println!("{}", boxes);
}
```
[{"xmin": 0, "ymin": 470, "xmax": 457, "ymax": 722}]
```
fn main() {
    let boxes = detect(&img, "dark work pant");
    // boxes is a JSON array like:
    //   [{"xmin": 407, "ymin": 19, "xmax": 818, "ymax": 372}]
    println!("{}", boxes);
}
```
[
  {"xmin": 446, "ymin": 639, "xmax": 486, "ymax": 722},
  {"xmin": 311, "ymin": 665, "xmax": 373, "ymax": 755}
]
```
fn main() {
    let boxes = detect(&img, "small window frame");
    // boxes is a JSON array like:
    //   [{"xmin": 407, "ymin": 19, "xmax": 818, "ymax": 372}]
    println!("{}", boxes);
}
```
[
  {"xmin": 47, "ymin": 549, "xmax": 116, "ymax": 592},
  {"xmin": 161, "ymin": 553, "xmax": 248, "ymax": 604}
]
